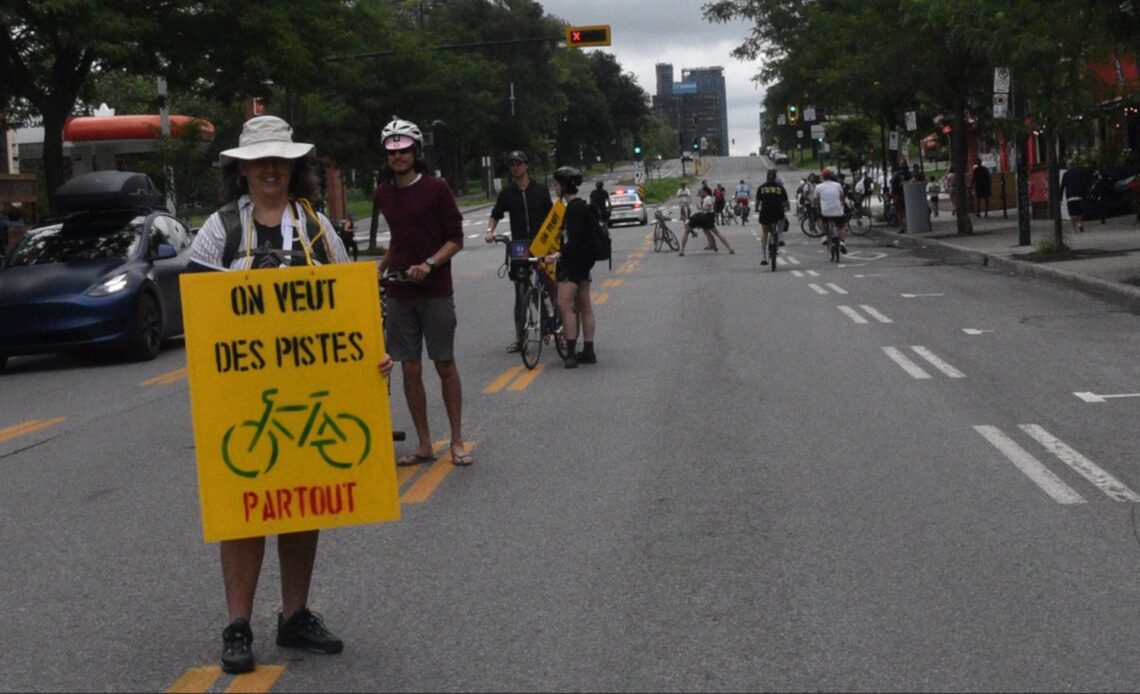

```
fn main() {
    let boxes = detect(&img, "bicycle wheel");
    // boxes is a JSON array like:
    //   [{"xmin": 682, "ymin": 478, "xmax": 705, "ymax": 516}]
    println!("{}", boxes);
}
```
[
  {"xmin": 801, "ymin": 214, "xmax": 824, "ymax": 237},
  {"xmin": 520, "ymin": 287, "xmax": 542, "ymax": 369},
  {"xmin": 664, "ymin": 226, "xmax": 680, "ymax": 251},
  {"xmin": 512, "ymin": 280, "xmax": 527, "ymax": 345},
  {"xmin": 653, "ymin": 222, "xmax": 665, "ymax": 252},
  {"xmin": 848, "ymin": 209, "xmax": 871, "ymax": 236}
]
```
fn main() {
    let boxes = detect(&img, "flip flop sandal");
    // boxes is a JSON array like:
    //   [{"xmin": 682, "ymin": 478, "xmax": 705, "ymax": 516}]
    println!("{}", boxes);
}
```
[
  {"xmin": 451, "ymin": 452, "xmax": 474, "ymax": 467},
  {"xmin": 506, "ymin": 342, "xmax": 522, "ymax": 353},
  {"xmin": 396, "ymin": 453, "xmax": 436, "ymax": 467}
]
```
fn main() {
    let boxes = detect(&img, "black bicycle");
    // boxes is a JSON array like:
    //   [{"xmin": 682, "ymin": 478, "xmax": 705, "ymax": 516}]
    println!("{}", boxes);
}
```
[
  {"xmin": 495, "ymin": 235, "xmax": 572, "ymax": 369},
  {"xmin": 798, "ymin": 203, "xmax": 823, "ymax": 237},
  {"xmin": 652, "ymin": 209, "xmax": 680, "ymax": 252},
  {"xmin": 823, "ymin": 219, "xmax": 841, "ymax": 263},
  {"xmin": 846, "ymin": 193, "xmax": 873, "ymax": 236}
]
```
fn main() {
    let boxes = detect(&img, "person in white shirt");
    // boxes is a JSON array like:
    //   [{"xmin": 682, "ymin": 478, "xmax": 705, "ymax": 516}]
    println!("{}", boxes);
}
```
[
  {"xmin": 812, "ymin": 167, "xmax": 848, "ymax": 253},
  {"xmin": 676, "ymin": 182, "xmax": 692, "ymax": 221}
]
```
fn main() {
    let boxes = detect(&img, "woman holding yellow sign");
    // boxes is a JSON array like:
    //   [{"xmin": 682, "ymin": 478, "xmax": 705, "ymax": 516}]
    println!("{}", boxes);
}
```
[{"xmin": 188, "ymin": 115, "xmax": 393, "ymax": 674}]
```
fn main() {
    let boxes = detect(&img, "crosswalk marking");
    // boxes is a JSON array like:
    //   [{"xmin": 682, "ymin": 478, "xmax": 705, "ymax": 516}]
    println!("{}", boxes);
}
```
[
  {"xmin": 974, "ymin": 425, "xmax": 1086, "ymax": 505},
  {"xmin": 910, "ymin": 346, "xmax": 965, "ymax": 378},
  {"xmin": 1018, "ymin": 425, "xmax": 1140, "ymax": 502},
  {"xmin": 882, "ymin": 347, "xmax": 931, "ymax": 379},
  {"xmin": 859, "ymin": 305, "xmax": 893, "ymax": 323},
  {"xmin": 825, "ymin": 283, "xmax": 848, "ymax": 295},
  {"xmin": 837, "ymin": 306, "xmax": 869, "ymax": 324},
  {"xmin": 791, "ymin": 270, "xmax": 804, "ymax": 277},
  {"xmin": 808, "ymin": 283, "xmax": 828, "ymax": 295}
]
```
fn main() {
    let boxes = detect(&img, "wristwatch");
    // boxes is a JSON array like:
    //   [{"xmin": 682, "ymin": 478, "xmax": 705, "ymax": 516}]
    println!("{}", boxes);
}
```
[{"xmin": 424, "ymin": 257, "xmax": 436, "ymax": 270}]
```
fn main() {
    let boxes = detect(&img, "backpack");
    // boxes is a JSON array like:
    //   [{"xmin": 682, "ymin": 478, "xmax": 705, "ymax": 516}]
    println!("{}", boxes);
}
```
[
  {"xmin": 218, "ymin": 198, "xmax": 333, "ymax": 267},
  {"xmin": 586, "ymin": 201, "xmax": 612, "ymax": 267}
]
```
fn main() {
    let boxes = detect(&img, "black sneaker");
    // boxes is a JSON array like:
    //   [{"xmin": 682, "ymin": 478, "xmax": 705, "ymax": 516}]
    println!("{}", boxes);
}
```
[
  {"xmin": 564, "ymin": 354, "xmax": 578, "ymax": 369},
  {"xmin": 576, "ymin": 352, "xmax": 597, "ymax": 364},
  {"xmin": 840, "ymin": 242, "xmax": 848, "ymax": 254},
  {"xmin": 778, "ymin": 240, "xmax": 786, "ymax": 247},
  {"xmin": 276, "ymin": 607, "xmax": 344, "ymax": 654},
  {"xmin": 221, "ymin": 618, "xmax": 255, "ymax": 674}
]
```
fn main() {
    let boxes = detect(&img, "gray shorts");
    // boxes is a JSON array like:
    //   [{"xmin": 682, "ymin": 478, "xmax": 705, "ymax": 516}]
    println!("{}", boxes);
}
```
[{"xmin": 386, "ymin": 295, "xmax": 457, "ymax": 362}]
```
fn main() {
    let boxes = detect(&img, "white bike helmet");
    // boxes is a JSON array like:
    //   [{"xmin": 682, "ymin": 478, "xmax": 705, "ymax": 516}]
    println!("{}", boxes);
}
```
[{"xmin": 382, "ymin": 117, "xmax": 423, "ymax": 151}]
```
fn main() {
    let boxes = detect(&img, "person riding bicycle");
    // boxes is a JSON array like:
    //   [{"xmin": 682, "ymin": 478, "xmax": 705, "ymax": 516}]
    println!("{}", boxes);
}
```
[
  {"xmin": 484, "ymin": 150, "xmax": 554, "ymax": 353},
  {"xmin": 544, "ymin": 166, "xmax": 597, "ymax": 368},
  {"xmin": 755, "ymin": 169, "xmax": 789, "ymax": 265},
  {"xmin": 589, "ymin": 180, "xmax": 611, "ymax": 225},
  {"xmin": 734, "ymin": 179, "xmax": 751, "ymax": 223},
  {"xmin": 676, "ymin": 181, "xmax": 693, "ymax": 221},
  {"xmin": 813, "ymin": 167, "xmax": 848, "ymax": 254}
]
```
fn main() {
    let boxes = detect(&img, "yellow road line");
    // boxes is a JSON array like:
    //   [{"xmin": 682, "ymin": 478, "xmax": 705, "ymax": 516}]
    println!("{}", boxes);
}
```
[
  {"xmin": 224, "ymin": 664, "xmax": 285, "ymax": 693},
  {"xmin": 484, "ymin": 365, "xmax": 524, "ymax": 393},
  {"xmin": 396, "ymin": 442, "xmax": 448, "ymax": 487},
  {"xmin": 400, "ymin": 442, "xmax": 476, "ymax": 504},
  {"xmin": 601, "ymin": 279, "xmax": 623, "ymax": 288},
  {"xmin": 167, "ymin": 666, "xmax": 221, "ymax": 693},
  {"xmin": 0, "ymin": 417, "xmax": 66, "ymax": 443},
  {"xmin": 141, "ymin": 367, "xmax": 187, "ymax": 386},
  {"xmin": 508, "ymin": 364, "xmax": 545, "ymax": 390},
  {"xmin": 592, "ymin": 293, "xmax": 610, "ymax": 305}
]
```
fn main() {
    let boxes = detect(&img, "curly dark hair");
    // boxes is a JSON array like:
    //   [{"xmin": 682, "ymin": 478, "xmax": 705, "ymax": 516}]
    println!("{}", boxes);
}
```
[{"xmin": 219, "ymin": 155, "xmax": 320, "ymax": 204}]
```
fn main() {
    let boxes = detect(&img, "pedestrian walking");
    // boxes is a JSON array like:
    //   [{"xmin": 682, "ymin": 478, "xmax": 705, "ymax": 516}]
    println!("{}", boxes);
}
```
[
  {"xmin": 545, "ymin": 166, "xmax": 598, "ymax": 368},
  {"xmin": 373, "ymin": 117, "xmax": 473, "ymax": 467},
  {"xmin": 972, "ymin": 158, "xmax": 992, "ymax": 218},
  {"xmin": 1059, "ymin": 159, "xmax": 1091, "ymax": 233}
]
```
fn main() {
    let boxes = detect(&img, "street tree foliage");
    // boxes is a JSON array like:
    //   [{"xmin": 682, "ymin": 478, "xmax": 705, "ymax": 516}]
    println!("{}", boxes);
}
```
[
  {"xmin": 3, "ymin": 0, "xmax": 656, "ymax": 218},
  {"xmin": 705, "ymin": 0, "xmax": 1134, "ymax": 238}
]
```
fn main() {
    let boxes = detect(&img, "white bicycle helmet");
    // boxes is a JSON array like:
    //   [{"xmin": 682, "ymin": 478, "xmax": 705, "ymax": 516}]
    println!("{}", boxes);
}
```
[{"xmin": 381, "ymin": 117, "xmax": 423, "ymax": 151}]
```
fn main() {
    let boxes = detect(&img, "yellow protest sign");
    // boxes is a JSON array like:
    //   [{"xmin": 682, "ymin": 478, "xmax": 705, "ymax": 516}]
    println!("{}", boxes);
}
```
[
  {"xmin": 180, "ymin": 263, "xmax": 399, "ymax": 542},
  {"xmin": 529, "ymin": 199, "xmax": 564, "ymax": 282}
]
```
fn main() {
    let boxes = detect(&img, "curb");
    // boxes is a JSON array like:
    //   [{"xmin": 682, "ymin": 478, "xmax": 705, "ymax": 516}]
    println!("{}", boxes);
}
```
[{"xmin": 868, "ymin": 228, "xmax": 1140, "ymax": 312}]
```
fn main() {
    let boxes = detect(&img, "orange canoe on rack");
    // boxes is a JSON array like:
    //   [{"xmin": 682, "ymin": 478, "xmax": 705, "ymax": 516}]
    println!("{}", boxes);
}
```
[{"xmin": 63, "ymin": 115, "xmax": 215, "ymax": 142}]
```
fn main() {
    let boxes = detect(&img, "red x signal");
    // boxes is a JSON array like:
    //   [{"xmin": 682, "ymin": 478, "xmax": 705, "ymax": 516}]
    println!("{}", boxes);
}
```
[{"xmin": 564, "ymin": 25, "xmax": 611, "ymax": 48}]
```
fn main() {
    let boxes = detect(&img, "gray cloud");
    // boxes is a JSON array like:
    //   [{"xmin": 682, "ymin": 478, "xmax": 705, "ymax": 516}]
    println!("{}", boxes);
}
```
[{"xmin": 541, "ymin": 0, "xmax": 767, "ymax": 156}]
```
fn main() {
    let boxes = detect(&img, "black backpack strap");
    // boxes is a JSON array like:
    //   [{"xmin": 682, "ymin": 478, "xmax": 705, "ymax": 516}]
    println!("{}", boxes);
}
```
[{"xmin": 218, "ymin": 200, "xmax": 242, "ymax": 268}]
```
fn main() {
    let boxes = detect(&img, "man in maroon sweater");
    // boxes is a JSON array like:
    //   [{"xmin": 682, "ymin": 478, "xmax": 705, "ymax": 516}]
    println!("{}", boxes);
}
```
[{"xmin": 374, "ymin": 117, "xmax": 472, "ymax": 467}]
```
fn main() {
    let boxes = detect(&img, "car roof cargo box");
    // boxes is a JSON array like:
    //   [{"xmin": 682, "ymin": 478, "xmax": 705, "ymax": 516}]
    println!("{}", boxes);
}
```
[{"xmin": 52, "ymin": 171, "xmax": 163, "ymax": 213}]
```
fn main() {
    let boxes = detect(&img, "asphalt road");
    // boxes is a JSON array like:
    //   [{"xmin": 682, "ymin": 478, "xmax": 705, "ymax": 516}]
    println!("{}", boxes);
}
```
[{"xmin": 2, "ymin": 156, "xmax": 1139, "ymax": 692}]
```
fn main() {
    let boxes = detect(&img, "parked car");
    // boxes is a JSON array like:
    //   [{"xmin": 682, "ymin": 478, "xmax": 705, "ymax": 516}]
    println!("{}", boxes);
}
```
[
  {"xmin": 772, "ymin": 151, "xmax": 790, "ymax": 165},
  {"xmin": 0, "ymin": 171, "xmax": 192, "ymax": 371},
  {"xmin": 608, "ymin": 189, "xmax": 649, "ymax": 226}
]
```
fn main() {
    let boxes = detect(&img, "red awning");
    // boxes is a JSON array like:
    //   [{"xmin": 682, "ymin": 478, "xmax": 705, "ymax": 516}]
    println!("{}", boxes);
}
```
[{"xmin": 63, "ymin": 115, "xmax": 216, "ymax": 142}]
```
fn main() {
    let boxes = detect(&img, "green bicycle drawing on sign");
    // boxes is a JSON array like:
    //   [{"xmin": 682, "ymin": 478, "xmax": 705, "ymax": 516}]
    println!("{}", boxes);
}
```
[{"xmin": 221, "ymin": 388, "xmax": 372, "ymax": 479}]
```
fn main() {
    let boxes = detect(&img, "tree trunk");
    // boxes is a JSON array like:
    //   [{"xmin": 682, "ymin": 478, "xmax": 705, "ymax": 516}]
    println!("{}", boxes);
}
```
[
  {"xmin": 41, "ymin": 109, "xmax": 69, "ymax": 212},
  {"xmin": 1047, "ymin": 134, "xmax": 1065, "ymax": 250},
  {"xmin": 951, "ymin": 110, "xmax": 973, "ymax": 235}
]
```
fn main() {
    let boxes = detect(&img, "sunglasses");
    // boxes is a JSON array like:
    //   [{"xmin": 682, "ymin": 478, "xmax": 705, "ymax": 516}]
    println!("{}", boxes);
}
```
[{"xmin": 387, "ymin": 146, "xmax": 415, "ymax": 156}]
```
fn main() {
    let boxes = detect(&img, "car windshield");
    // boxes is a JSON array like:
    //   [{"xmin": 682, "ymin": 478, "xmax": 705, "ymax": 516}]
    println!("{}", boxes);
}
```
[{"xmin": 6, "ymin": 213, "xmax": 145, "ymax": 267}]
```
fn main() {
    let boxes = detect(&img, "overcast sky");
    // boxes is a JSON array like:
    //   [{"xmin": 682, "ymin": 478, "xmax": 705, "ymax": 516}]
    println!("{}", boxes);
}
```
[{"xmin": 540, "ymin": 0, "xmax": 767, "ymax": 157}]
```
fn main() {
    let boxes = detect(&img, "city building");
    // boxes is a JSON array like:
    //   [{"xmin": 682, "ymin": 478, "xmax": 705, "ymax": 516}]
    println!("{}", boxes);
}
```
[{"xmin": 652, "ymin": 64, "xmax": 729, "ymax": 157}]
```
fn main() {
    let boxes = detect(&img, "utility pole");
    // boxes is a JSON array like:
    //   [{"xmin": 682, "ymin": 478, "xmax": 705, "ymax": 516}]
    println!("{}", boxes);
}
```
[{"xmin": 1013, "ymin": 77, "xmax": 1032, "ymax": 246}]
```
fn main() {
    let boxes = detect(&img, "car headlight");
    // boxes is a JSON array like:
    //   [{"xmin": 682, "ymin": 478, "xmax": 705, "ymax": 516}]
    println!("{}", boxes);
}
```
[{"xmin": 88, "ymin": 273, "xmax": 130, "ymax": 296}]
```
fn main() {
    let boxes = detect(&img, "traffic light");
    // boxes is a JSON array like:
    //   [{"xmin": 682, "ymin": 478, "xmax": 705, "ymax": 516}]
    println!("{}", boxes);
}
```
[
  {"xmin": 633, "ymin": 144, "xmax": 642, "ymax": 158},
  {"xmin": 565, "ymin": 25, "xmax": 611, "ymax": 48},
  {"xmin": 692, "ymin": 138, "xmax": 699, "ymax": 150},
  {"xmin": 786, "ymin": 104, "xmax": 799, "ymax": 125}
]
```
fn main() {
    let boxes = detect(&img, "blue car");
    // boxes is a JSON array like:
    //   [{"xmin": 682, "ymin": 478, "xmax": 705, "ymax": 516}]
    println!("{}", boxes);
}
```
[{"xmin": 0, "ymin": 173, "xmax": 193, "ymax": 371}]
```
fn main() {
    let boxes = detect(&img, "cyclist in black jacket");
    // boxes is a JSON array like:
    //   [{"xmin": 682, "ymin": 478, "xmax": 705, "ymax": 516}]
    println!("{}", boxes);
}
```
[{"xmin": 484, "ymin": 150, "xmax": 554, "ymax": 352}]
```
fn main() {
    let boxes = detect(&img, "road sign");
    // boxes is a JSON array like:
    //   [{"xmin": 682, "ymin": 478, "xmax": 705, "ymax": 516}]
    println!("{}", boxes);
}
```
[
  {"xmin": 905, "ymin": 111, "xmax": 917, "ymax": 131},
  {"xmin": 777, "ymin": 114, "xmax": 786, "ymax": 126},
  {"xmin": 994, "ymin": 67, "xmax": 1011, "ymax": 93},
  {"xmin": 803, "ymin": 106, "xmax": 816, "ymax": 122},
  {"xmin": 889, "ymin": 131, "xmax": 899, "ymax": 151},
  {"xmin": 810, "ymin": 124, "xmax": 824, "ymax": 138},
  {"xmin": 634, "ymin": 171, "xmax": 645, "ymax": 185},
  {"xmin": 993, "ymin": 93, "xmax": 1009, "ymax": 118},
  {"xmin": 565, "ymin": 25, "xmax": 611, "ymax": 48}
]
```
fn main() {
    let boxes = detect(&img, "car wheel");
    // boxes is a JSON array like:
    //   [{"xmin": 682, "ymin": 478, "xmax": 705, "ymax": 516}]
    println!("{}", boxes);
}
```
[
  {"xmin": 640, "ymin": 215, "xmax": 648, "ymax": 225},
  {"xmin": 125, "ymin": 292, "xmax": 163, "ymax": 361}
]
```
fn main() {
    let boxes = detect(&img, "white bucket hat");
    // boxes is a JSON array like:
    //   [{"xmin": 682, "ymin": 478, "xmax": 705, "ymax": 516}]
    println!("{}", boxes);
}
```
[{"xmin": 219, "ymin": 116, "xmax": 314, "ymax": 164}]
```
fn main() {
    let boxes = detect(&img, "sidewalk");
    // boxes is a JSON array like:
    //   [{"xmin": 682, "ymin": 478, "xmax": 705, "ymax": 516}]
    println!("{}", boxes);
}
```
[{"xmin": 866, "ymin": 204, "xmax": 1140, "ymax": 311}]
